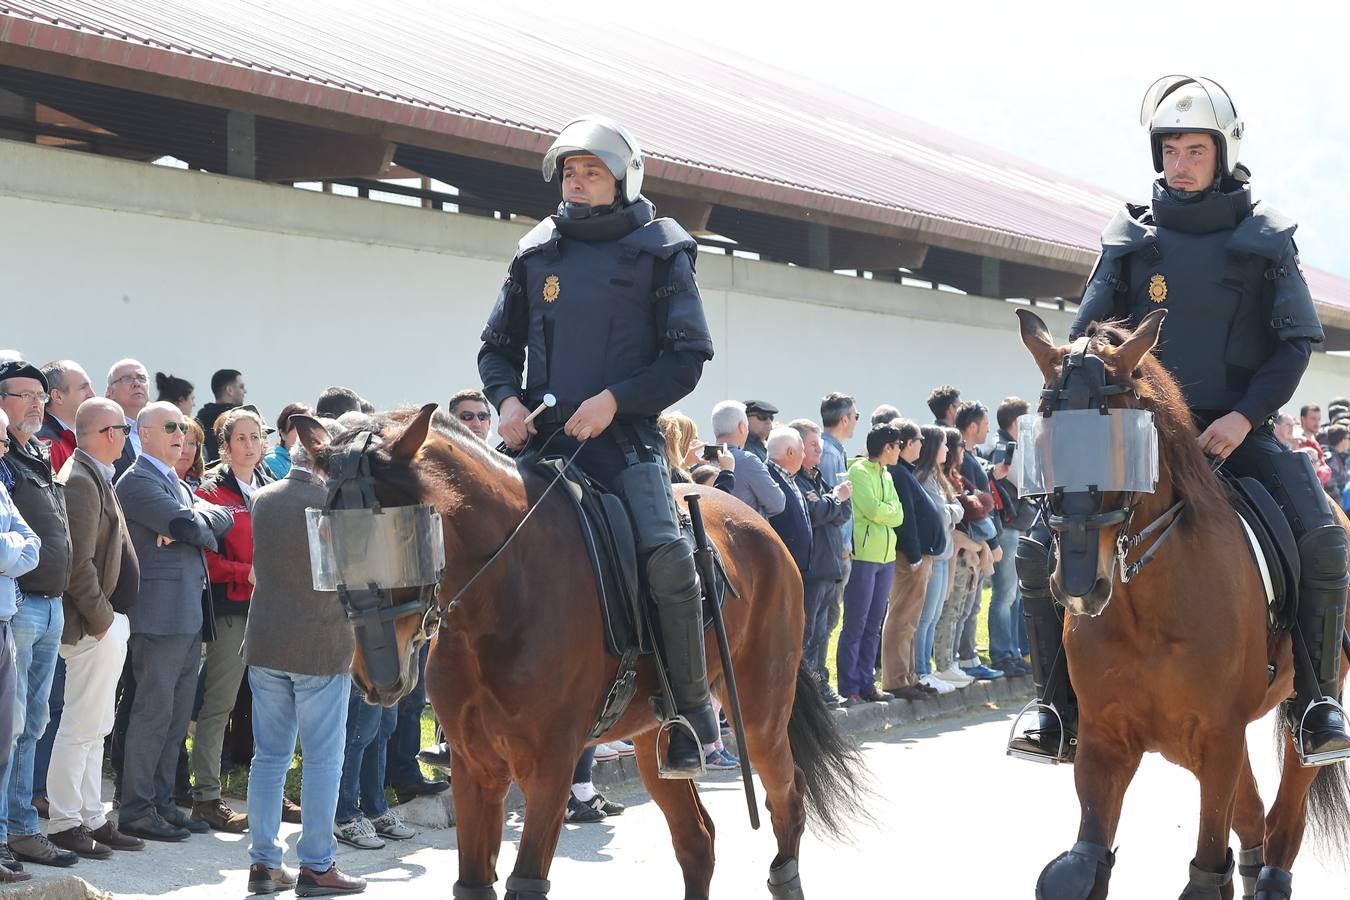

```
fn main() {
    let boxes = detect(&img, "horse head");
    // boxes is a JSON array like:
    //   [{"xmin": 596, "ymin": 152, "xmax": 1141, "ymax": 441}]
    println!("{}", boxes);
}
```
[
  {"xmin": 1017, "ymin": 307, "xmax": 1167, "ymax": 616},
  {"xmin": 293, "ymin": 403, "xmax": 446, "ymax": 707}
]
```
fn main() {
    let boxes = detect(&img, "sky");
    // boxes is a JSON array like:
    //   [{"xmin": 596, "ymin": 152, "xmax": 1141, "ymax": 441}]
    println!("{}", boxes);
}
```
[{"xmin": 579, "ymin": 0, "xmax": 1350, "ymax": 278}]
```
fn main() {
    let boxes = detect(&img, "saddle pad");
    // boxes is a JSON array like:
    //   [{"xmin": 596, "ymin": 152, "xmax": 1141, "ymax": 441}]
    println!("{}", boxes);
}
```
[{"xmin": 1223, "ymin": 473, "xmax": 1299, "ymax": 631}]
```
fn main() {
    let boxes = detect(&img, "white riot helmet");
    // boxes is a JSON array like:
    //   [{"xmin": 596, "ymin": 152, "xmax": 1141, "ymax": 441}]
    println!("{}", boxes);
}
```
[
  {"xmin": 541, "ymin": 116, "xmax": 645, "ymax": 205},
  {"xmin": 1140, "ymin": 75, "xmax": 1244, "ymax": 177}
]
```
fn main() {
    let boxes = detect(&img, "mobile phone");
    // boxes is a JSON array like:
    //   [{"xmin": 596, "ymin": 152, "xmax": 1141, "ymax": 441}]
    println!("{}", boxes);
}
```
[
  {"xmin": 996, "ymin": 441, "xmax": 1017, "ymax": 466},
  {"xmin": 702, "ymin": 443, "xmax": 724, "ymax": 461}
]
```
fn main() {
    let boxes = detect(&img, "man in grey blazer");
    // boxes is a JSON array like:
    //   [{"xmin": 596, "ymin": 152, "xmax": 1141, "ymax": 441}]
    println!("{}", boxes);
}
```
[{"xmin": 115, "ymin": 402, "xmax": 232, "ymax": 842}]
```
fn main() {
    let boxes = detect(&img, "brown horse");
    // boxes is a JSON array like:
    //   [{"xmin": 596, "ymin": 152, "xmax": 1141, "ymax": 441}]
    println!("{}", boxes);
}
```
[
  {"xmin": 1016, "ymin": 308, "xmax": 1350, "ymax": 899},
  {"xmin": 294, "ymin": 404, "xmax": 866, "ymax": 900}
]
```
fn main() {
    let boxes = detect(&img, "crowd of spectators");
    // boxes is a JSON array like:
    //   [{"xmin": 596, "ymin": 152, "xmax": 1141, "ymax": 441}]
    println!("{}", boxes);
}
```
[{"xmin": 8, "ymin": 346, "xmax": 1350, "ymax": 893}]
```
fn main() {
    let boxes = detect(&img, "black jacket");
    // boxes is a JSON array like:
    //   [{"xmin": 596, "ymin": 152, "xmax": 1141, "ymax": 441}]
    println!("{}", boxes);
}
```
[
  {"xmin": 893, "ymin": 460, "xmax": 946, "ymax": 559},
  {"xmin": 1, "ymin": 437, "xmax": 71, "ymax": 596},
  {"xmin": 795, "ymin": 467, "xmax": 851, "ymax": 582},
  {"xmin": 767, "ymin": 463, "xmax": 813, "ymax": 576}
]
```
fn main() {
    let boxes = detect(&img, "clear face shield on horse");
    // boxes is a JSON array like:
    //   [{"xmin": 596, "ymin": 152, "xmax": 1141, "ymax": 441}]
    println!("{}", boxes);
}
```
[
  {"xmin": 306, "ymin": 432, "xmax": 445, "ymax": 703},
  {"xmin": 1013, "ymin": 337, "xmax": 1160, "ymax": 615}
]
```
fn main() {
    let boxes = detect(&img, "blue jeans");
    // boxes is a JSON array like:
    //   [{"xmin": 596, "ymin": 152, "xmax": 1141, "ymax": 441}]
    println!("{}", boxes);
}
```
[
  {"xmin": 988, "ymin": 527, "xmax": 1022, "ymax": 662},
  {"xmin": 802, "ymin": 577, "xmax": 837, "ymax": 680},
  {"xmin": 32, "ymin": 658, "xmax": 63, "ymax": 800},
  {"xmin": 385, "ymin": 643, "xmax": 427, "ymax": 788},
  {"xmin": 814, "ymin": 557, "xmax": 850, "ymax": 678},
  {"xmin": 835, "ymin": 560, "xmax": 894, "ymax": 697},
  {"xmin": 248, "ymin": 667, "xmax": 350, "ymax": 872},
  {"xmin": 915, "ymin": 557, "xmax": 950, "ymax": 676},
  {"xmin": 3, "ymin": 594, "xmax": 63, "ymax": 839},
  {"xmin": 335, "ymin": 689, "xmax": 397, "ymax": 824}
]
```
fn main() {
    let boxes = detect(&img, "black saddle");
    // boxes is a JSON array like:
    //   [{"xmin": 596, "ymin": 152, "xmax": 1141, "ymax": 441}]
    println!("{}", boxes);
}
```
[
  {"xmin": 1221, "ymin": 472, "xmax": 1300, "ymax": 632},
  {"xmin": 526, "ymin": 457, "xmax": 729, "ymax": 738}
]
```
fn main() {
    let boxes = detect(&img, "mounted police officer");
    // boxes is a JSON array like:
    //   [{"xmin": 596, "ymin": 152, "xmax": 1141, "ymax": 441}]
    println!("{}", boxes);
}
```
[
  {"xmin": 1009, "ymin": 76, "xmax": 1350, "ymax": 767},
  {"xmin": 478, "ymin": 116, "xmax": 719, "ymax": 777}
]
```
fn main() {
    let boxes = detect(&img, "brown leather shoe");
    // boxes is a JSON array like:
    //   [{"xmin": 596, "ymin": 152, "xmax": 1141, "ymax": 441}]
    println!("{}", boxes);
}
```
[
  {"xmin": 192, "ymin": 798, "xmax": 249, "ymax": 833},
  {"xmin": 281, "ymin": 796, "xmax": 303, "ymax": 825},
  {"xmin": 46, "ymin": 825, "xmax": 112, "ymax": 860},
  {"xmin": 7, "ymin": 832, "xmax": 78, "ymax": 867},
  {"xmin": 248, "ymin": 863, "xmax": 298, "ymax": 895},
  {"xmin": 89, "ymin": 821, "xmax": 145, "ymax": 851},
  {"xmin": 296, "ymin": 864, "xmax": 367, "ymax": 896}
]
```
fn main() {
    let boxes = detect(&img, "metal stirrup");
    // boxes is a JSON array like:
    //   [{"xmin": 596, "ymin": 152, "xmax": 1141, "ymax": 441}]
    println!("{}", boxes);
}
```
[
  {"xmin": 1294, "ymin": 696, "xmax": 1350, "ymax": 767},
  {"xmin": 1007, "ymin": 698, "xmax": 1073, "ymax": 765}
]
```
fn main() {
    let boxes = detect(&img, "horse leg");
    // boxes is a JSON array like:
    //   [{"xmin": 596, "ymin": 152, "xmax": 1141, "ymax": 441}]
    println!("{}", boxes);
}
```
[
  {"xmin": 502, "ymin": 755, "xmax": 575, "ymax": 900},
  {"xmin": 1231, "ymin": 749, "xmax": 1267, "ymax": 900},
  {"xmin": 1252, "ymin": 726, "xmax": 1320, "ymax": 899},
  {"xmin": 740, "ymin": 701, "xmax": 807, "ymax": 899},
  {"xmin": 1036, "ymin": 733, "xmax": 1142, "ymax": 900},
  {"xmin": 1179, "ymin": 731, "xmax": 1246, "ymax": 899},
  {"xmin": 632, "ymin": 728, "xmax": 715, "ymax": 900},
  {"xmin": 451, "ymin": 760, "xmax": 513, "ymax": 900}
]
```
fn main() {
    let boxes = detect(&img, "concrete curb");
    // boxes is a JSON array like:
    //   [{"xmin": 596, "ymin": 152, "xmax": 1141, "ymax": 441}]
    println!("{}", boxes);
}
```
[{"xmin": 396, "ymin": 674, "xmax": 1034, "ymax": 829}]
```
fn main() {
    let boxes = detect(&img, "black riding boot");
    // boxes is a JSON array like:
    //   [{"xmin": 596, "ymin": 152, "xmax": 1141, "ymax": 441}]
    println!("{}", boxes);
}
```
[
  {"xmin": 1289, "ymin": 525, "xmax": 1350, "ymax": 765},
  {"xmin": 648, "ymin": 539, "xmax": 720, "ymax": 778},
  {"xmin": 1008, "ymin": 531, "xmax": 1078, "ymax": 764}
]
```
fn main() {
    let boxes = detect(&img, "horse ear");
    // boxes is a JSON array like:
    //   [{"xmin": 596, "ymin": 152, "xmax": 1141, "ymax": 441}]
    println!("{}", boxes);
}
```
[
  {"xmin": 1113, "ymin": 309, "xmax": 1167, "ymax": 375},
  {"xmin": 1016, "ymin": 308, "xmax": 1061, "ymax": 378},
  {"xmin": 291, "ymin": 415, "xmax": 330, "ymax": 460},
  {"xmin": 388, "ymin": 403, "xmax": 439, "ymax": 463}
]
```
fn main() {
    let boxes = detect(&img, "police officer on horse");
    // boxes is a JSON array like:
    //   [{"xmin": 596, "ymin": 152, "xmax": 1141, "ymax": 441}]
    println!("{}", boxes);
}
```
[
  {"xmin": 478, "ymin": 116, "xmax": 720, "ymax": 777},
  {"xmin": 1010, "ymin": 76, "xmax": 1350, "ymax": 767}
]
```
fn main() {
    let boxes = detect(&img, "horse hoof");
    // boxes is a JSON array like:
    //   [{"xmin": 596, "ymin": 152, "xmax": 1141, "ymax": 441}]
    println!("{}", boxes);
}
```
[
  {"xmin": 1036, "ymin": 841, "xmax": 1114, "ymax": 900},
  {"xmin": 1252, "ymin": 866, "xmax": 1293, "ymax": 900},
  {"xmin": 767, "ymin": 857, "xmax": 805, "ymax": 899},
  {"xmin": 1178, "ymin": 852, "xmax": 1234, "ymax": 899}
]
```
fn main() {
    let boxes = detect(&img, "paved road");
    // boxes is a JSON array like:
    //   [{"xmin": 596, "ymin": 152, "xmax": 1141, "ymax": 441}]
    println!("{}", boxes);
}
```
[{"xmin": 26, "ymin": 705, "xmax": 1349, "ymax": 898}]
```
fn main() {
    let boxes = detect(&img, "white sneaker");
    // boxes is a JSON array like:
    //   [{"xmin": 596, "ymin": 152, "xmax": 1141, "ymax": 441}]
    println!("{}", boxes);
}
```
[
  {"xmin": 937, "ymin": 665, "xmax": 975, "ymax": 686},
  {"xmin": 593, "ymin": 743, "xmax": 620, "ymax": 762},
  {"xmin": 919, "ymin": 673, "xmax": 957, "ymax": 695}
]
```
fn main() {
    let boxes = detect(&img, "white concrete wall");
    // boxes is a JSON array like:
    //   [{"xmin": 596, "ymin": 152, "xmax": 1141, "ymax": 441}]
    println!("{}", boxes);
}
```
[{"xmin": 5, "ymin": 139, "xmax": 1350, "ymax": 453}]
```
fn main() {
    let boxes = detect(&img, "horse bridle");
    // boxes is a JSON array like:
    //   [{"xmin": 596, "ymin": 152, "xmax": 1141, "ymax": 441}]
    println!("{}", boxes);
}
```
[
  {"xmin": 321, "ymin": 432, "xmax": 444, "ymax": 689},
  {"xmin": 1039, "ymin": 337, "xmax": 1186, "ymax": 585}
]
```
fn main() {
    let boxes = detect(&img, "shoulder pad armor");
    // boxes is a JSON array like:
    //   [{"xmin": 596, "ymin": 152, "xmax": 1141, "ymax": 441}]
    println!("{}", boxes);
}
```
[
  {"xmin": 618, "ymin": 217, "xmax": 697, "ymax": 261},
  {"xmin": 517, "ymin": 219, "xmax": 561, "ymax": 256},
  {"xmin": 1228, "ymin": 205, "xmax": 1298, "ymax": 262},
  {"xmin": 1100, "ymin": 205, "xmax": 1156, "ymax": 258}
]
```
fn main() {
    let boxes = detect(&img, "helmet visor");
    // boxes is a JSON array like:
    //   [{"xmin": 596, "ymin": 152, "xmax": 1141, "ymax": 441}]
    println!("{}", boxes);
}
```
[{"xmin": 541, "ymin": 118, "xmax": 637, "ymax": 183}]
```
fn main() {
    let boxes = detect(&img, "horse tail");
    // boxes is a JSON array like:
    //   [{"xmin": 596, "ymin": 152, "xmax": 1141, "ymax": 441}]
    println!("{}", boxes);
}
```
[
  {"xmin": 786, "ymin": 660, "xmax": 873, "ymax": 840},
  {"xmin": 1273, "ymin": 639, "xmax": 1350, "ymax": 867}
]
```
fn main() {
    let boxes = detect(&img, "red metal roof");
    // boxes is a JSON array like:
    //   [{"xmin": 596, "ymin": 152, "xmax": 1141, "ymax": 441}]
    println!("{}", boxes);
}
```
[{"xmin": 3, "ymin": 0, "xmax": 1349, "ymax": 310}]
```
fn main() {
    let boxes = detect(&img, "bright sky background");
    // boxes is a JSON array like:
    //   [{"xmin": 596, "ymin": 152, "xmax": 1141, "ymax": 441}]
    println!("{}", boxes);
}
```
[{"xmin": 584, "ymin": 0, "xmax": 1349, "ymax": 278}]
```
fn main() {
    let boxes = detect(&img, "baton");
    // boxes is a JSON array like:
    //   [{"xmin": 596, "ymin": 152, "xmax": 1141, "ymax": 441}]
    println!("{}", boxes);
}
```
[
  {"xmin": 685, "ymin": 493, "xmax": 760, "ymax": 830},
  {"xmin": 523, "ymin": 393, "xmax": 557, "ymax": 426}
]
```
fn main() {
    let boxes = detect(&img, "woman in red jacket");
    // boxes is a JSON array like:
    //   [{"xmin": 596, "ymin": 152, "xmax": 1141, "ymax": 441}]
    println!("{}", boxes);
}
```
[{"xmin": 191, "ymin": 406, "xmax": 273, "ymax": 833}]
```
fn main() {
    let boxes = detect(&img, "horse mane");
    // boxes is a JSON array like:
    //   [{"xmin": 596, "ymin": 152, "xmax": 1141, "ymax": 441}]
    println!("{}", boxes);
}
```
[
  {"xmin": 1083, "ymin": 320, "xmax": 1231, "ymax": 519},
  {"xmin": 317, "ymin": 406, "xmax": 518, "ymax": 507}
]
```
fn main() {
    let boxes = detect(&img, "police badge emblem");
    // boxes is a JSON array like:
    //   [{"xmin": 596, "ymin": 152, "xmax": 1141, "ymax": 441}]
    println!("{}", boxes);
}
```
[
  {"xmin": 1175, "ymin": 96, "xmax": 1193, "ymax": 112},
  {"xmin": 1148, "ymin": 274, "xmax": 1168, "ymax": 304},
  {"xmin": 543, "ymin": 275, "xmax": 560, "ymax": 303}
]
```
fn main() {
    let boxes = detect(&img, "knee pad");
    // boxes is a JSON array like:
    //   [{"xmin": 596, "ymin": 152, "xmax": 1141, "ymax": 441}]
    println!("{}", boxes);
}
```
[
  {"xmin": 646, "ymin": 537, "xmax": 699, "ymax": 604},
  {"xmin": 1036, "ymin": 841, "xmax": 1114, "ymax": 900},
  {"xmin": 1261, "ymin": 449, "xmax": 1335, "ymax": 534},
  {"xmin": 1297, "ymin": 524, "xmax": 1349, "ymax": 591},
  {"xmin": 1016, "ymin": 533, "xmax": 1053, "ymax": 594}
]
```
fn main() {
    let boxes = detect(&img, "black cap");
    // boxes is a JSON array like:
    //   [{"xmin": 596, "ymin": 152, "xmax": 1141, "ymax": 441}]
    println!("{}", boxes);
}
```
[
  {"xmin": 744, "ymin": 400, "xmax": 778, "ymax": 416},
  {"xmin": 0, "ymin": 359, "xmax": 48, "ymax": 393}
]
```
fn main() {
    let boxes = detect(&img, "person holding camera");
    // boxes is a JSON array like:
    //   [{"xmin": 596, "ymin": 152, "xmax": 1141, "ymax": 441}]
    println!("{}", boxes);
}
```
[{"xmin": 658, "ymin": 411, "xmax": 735, "ymax": 492}]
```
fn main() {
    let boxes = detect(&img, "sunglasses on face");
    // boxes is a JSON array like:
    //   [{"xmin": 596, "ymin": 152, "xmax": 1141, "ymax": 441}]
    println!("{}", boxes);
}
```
[
  {"xmin": 458, "ymin": 411, "xmax": 492, "ymax": 422},
  {"xmin": 99, "ymin": 424, "xmax": 133, "ymax": 436},
  {"xmin": 159, "ymin": 422, "xmax": 189, "ymax": 434},
  {"xmin": 0, "ymin": 436, "xmax": 11, "ymax": 449},
  {"xmin": 749, "ymin": 414, "xmax": 774, "ymax": 421},
  {"xmin": 1, "ymin": 390, "xmax": 49, "ymax": 405}
]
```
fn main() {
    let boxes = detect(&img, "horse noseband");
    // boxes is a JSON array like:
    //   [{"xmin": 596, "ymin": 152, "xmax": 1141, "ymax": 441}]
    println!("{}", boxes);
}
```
[{"xmin": 305, "ymin": 433, "xmax": 446, "ymax": 689}]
